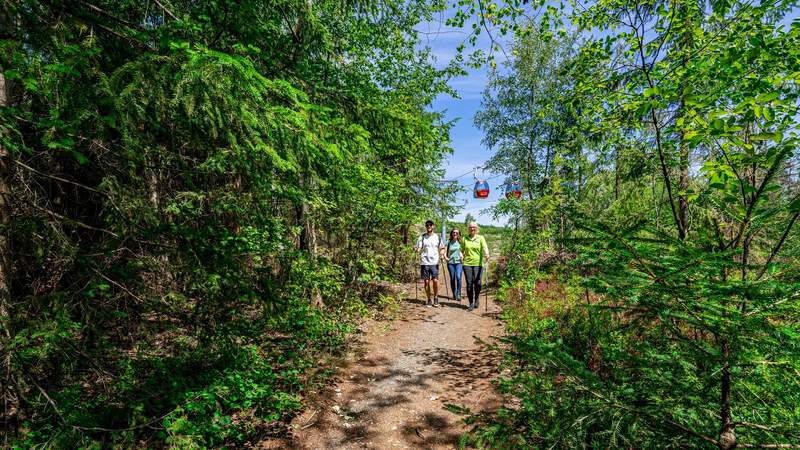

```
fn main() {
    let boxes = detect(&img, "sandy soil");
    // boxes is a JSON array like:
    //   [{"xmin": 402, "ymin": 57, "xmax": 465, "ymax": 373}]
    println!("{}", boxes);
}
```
[{"xmin": 279, "ymin": 284, "xmax": 504, "ymax": 450}]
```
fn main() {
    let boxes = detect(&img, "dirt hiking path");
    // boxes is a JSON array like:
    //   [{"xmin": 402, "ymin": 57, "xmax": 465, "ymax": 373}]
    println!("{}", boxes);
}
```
[{"xmin": 287, "ymin": 284, "xmax": 504, "ymax": 449}]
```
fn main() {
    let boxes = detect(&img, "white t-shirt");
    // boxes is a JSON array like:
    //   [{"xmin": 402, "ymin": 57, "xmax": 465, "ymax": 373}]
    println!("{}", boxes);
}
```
[{"xmin": 415, "ymin": 233, "xmax": 444, "ymax": 265}]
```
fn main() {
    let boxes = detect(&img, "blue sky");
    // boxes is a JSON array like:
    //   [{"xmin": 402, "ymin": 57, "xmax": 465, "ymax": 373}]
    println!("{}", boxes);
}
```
[
  {"xmin": 419, "ymin": 14, "xmax": 512, "ymax": 227},
  {"xmin": 420, "ymin": 4, "xmax": 800, "ymax": 228}
]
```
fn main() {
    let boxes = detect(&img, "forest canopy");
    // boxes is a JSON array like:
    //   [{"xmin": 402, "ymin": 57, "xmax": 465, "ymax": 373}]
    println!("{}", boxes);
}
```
[
  {"xmin": 466, "ymin": 0, "xmax": 800, "ymax": 448},
  {"xmin": 2, "ymin": 0, "xmax": 800, "ymax": 448},
  {"xmin": 1, "ymin": 0, "xmax": 457, "ymax": 447}
]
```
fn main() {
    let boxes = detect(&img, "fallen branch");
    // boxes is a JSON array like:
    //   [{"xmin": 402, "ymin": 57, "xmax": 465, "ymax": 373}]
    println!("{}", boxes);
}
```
[
  {"xmin": 91, "ymin": 267, "xmax": 145, "ymax": 304},
  {"xmin": 153, "ymin": 0, "xmax": 178, "ymax": 20}
]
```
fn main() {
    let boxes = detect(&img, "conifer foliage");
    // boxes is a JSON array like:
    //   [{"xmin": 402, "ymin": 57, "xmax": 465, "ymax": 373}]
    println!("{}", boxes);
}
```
[
  {"xmin": 466, "ymin": 0, "xmax": 800, "ymax": 448},
  {"xmin": 1, "ymin": 0, "xmax": 452, "ymax": 446}
]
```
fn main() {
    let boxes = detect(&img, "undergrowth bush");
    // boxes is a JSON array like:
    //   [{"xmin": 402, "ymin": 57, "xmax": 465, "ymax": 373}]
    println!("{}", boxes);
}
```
[{"xmin": 14, "ymin": 294, "xmax": 355, "ymax": 449}]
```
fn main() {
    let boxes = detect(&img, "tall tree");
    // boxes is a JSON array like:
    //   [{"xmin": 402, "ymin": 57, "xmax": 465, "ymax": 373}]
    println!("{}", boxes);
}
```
[
  {"xmin": 1, "ymin": 0, "xmax": 456, "ymax": 446},
  {"xmin": 461, "ymin": 0, "xmax": 800, "ymax": 447}
]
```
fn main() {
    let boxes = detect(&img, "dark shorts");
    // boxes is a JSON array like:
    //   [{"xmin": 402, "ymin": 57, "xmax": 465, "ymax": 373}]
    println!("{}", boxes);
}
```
[{"xmin": 420, "ymin": 264, "xmax": 439, "ymax": 280}]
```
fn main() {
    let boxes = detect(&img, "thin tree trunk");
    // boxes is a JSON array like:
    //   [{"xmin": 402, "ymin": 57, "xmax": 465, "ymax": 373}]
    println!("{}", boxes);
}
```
[
  {"xmin": 577, "ymin": 155, "xmax": 583, "ymax": 200},
  {"xmin": 676, "ymin": 3, "xmax": 694, "ymax": 240},
  {"xmin": 526, "ymin": 142, "xmax": 535, "ymax": 201},
  {"xmin": 145, "ymin": 152, "xmax": 161, "ymax": 209},
  {"xmin": 296, "ymin": 172, "xmax": 321, "ymax": 306},
  {"xmin": 614, "ymin": 146, "xmax": 620, "ymax": 201},
  {"xmin": 542, "ymin": 142, "xmax": 552, "ymax": 195},
  {"xmin": 677, "ymin": 102, "xmax": 689, "ymax": 240},
  {"xmin": 719, "ymin": 341, "xmax": 735, "ymax": 450},
  {"xmin": 296, "ymin": 198, "xmax": 316, "ymax": 255},
  {"xmin": 0, "ymin": 63, "xmax": 19, "ymax": 436}
]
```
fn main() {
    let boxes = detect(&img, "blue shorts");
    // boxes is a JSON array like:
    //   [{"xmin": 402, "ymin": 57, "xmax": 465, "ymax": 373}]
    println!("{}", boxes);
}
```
[{"xmin": 420, "ymin": 264, "xmax": 439, "ymax": 280}]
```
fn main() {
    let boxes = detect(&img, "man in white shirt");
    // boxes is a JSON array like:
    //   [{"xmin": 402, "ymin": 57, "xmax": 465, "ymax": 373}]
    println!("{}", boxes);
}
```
[{"xmin": 414, "ymin": 220, "xmax": 445, "ymax": 307}]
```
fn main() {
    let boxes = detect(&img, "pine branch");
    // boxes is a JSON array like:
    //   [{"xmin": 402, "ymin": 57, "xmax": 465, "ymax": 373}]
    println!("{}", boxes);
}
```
[{"xmin": 756, "ymin": 210, "xmax": 800, "ymax": 280}]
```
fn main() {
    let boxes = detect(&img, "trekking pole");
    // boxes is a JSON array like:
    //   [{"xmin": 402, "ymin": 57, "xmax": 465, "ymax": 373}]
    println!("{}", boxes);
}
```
[
  {"xmin": 459, "ymin": 265, "xmax": 463, "ymax": 303},
  {"xmin": 441, "ymin": 259, "xmax": 450, "ymax": 300},
  {"xmin": 484, "ymin": 262, "xmax": 489, "ymax": 313},
  {"xmin": 414, "ymin": 252, "xmax": 419, "ymax": 302}
]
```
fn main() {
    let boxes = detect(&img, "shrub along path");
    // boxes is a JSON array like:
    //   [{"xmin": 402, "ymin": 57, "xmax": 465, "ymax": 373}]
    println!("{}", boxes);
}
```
[{"xmin": 270, "ymin": 283, "xmax": 504, "ymax": 449}]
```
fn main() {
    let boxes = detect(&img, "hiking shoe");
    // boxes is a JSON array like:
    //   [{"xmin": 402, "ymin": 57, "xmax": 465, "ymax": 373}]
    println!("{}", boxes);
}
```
[
  {"xmin": 426, "ymin": 300, "xmax": 432, "ymax": 307},
  {"xmin": 433, "ymin": 298, "xmax": 440, "ymax": 307},
  {"xmin": 468, "ymin": 302, "xmax": 474, "ymax": 311},
  {"xmin": 474, "ymin": 300, "xmax": 480, "ymax": 309}
]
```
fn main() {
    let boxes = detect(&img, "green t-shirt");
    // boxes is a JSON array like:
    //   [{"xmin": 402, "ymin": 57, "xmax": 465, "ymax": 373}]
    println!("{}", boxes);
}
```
[
  {"xmin": 461, "ymin": 235, "xmax": 488, "ymax": 266},
  {"xmin": 446, "ymin": 240, "xmax": 462, "ymax": 264}
]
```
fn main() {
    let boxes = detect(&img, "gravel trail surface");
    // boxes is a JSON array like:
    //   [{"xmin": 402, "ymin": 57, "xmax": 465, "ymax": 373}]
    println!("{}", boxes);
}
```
[{"xmin": 287, "ymin": 284, "xmax": 504, "ymax": 449}]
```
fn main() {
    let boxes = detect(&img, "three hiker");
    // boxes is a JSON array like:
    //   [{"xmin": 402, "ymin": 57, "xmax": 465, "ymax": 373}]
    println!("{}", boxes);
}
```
[{"xmin": 414, "ymin": 220, "xmax": 489, "ymax": 311}]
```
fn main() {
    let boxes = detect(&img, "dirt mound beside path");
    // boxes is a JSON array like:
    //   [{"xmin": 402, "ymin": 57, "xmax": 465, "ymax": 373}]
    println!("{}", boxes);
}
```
[{"xmin": 276, "ymin": 284, "xmax": 504, "ymax": 449}]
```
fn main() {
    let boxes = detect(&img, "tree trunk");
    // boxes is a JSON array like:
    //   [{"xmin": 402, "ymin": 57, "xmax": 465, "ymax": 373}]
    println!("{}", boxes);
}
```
[
  {"xmin": 296, "ymin": 198, "xmax": 317, "ymax": 256},
  {"xmin": 676, "ymin": 4, "xmax": 694, "ymax": 240},
  {"xmin": 614, "ymin": 146, "xmax": 620, "ymax": 201},
  {"xmin": 577, "ymin": 155, "xmax": 583, "ymax": 200},
  {"xmin": 677, "ymin": 108, "xmax": 689, "ymax": 240},
  {"xmin": 145, "ymin": 162, "xmax": 160, "ymax": 209},
  {"xmin": 295, "ymin": 173, "xmax": 322, "ymax": 306},
  {"xmin": 542, "ymin": 142, "xmax": 552, "ymax": 196},
  {"xmin": 718, "ymin": 341, "xmax": 735, "ymax": 450},
  {"xmin": 0, "ymin": 62, "xmax": 19, "ymax": 436},
  {"xmin": 525, "ymin": 145, "xmax": 535, "ymax": 201}
]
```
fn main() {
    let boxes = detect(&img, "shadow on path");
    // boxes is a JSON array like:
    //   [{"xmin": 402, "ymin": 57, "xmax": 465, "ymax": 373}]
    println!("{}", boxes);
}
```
[{"xmin": 287, "ymin": 284, "xmax": 504, "ymax": 449}]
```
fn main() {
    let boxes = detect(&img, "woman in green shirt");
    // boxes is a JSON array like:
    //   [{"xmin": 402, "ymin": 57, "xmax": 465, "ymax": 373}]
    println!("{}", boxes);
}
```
[
  {"xmin": 446, "ymin": 228, "xmax": 463, "ymax": 301},
  {"xmin": 462, "ymin": 221, "xmax": 489, "ymax": 311}
]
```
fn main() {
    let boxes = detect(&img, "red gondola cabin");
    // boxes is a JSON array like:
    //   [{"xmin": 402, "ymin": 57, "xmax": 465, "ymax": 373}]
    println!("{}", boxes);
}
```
[
  {"xmin": 505, "ymin": 182, "xmax": 522, "ymax": 199},
  {"xmin": 474, "ymin": 180, "xmax": 490, "ymax": 198}
]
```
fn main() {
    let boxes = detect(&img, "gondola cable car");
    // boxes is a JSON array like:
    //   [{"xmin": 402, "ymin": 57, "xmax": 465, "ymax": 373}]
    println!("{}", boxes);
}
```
[
  {"xmin": 472, "ymin": 166, "xmax": 492, "ymax": 199},
  {"xmin": 473, "ymin": 179, "xmax": 490, "ymax": 198},
  {"xmin": 505, "ymin": 181, "xmax": 522, "ymax": 199}
]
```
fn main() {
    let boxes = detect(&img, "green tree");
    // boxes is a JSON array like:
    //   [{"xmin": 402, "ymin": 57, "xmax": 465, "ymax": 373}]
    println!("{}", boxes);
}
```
[
  {"xmin": 0, "ymin": 0, "xmax": 456, "ymax": 446},
  {"xmin": 465, "ymin": 212, "xmax": 476, "ymax": 225},
  {"xmin": 461, "ymin": 0, "xmax": 800, "ymax": 448}
]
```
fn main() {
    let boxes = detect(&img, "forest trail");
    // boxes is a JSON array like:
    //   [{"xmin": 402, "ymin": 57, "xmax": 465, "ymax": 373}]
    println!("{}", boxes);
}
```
[{"xmin": 275, "ymin": 283, "xmax": 504, "ymax": 449}]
